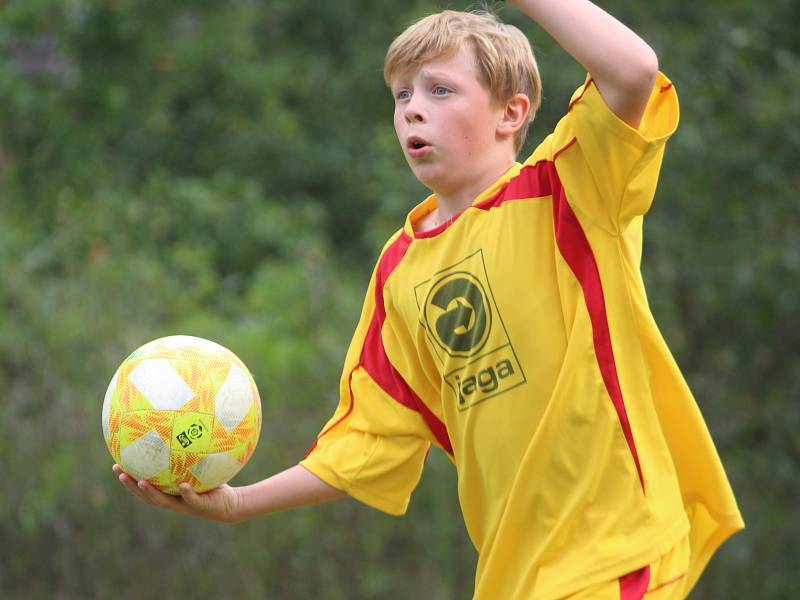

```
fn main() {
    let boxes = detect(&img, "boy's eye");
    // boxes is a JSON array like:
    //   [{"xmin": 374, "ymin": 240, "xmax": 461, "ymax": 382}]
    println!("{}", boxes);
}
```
[
  {"xmin": 396, "ymin": 90, "xmax": 411, "ymax": 100},
  {"xmin": 432, "ymin": 86, "xmax": 449, "ymax": 96}
]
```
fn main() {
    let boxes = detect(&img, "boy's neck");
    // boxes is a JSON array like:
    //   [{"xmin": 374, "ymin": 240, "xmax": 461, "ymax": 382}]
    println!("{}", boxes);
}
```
[{"xmin": 432, "ymin": 160, "xmax": 516, "ymax": 223}]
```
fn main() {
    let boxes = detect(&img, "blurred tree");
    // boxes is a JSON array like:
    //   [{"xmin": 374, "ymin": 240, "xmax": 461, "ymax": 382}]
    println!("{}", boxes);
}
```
[{"xmin": 0, "ymin": 0, "xmax": 797, "ymax": 598}]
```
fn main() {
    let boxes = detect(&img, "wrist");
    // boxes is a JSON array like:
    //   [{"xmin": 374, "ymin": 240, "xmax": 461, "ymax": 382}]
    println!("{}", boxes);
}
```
[{"xmin": 226, "ymin": 485, "xmax": 249, "ymax": 523}]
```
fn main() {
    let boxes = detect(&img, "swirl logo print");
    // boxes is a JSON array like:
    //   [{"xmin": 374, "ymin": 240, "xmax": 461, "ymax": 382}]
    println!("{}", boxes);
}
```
[{"xmin": 415, "ymin": 250, "xmax": 526, "ymax": 411}]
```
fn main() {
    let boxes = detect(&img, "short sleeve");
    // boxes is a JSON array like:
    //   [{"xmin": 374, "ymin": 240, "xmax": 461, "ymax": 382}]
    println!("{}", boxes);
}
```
[
  {"xmin": 301, "ymin": 235, "xmax": 432, "ymax": 516},
  {"xmin": 540, "ymin": 72, "xmax": 679, "ymax": 231}
]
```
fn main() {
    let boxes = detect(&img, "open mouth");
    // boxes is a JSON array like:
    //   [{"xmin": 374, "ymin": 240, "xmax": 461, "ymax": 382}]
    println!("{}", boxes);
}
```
[{"xmin": 407, "ymin": 136, "xmax": 431, "ymax": 155}]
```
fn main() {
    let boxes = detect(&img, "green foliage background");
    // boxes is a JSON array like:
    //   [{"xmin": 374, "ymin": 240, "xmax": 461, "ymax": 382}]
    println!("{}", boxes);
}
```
[{"xmin": 1, "ymin": 0, "xmax": 797, "ymax": 597}]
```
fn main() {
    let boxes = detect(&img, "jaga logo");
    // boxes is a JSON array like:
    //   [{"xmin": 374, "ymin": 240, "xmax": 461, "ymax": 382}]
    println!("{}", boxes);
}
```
[
  {"xmin": 176, "ymin": 422, "xmax": 205, "ymax": 448},
  {"xmin": 423, "ymin": 272, "xmax": 491, "ymax": 357},
  {"xmin": 415, "ymin": 250, "xmax": 526, "ymax": 411}
]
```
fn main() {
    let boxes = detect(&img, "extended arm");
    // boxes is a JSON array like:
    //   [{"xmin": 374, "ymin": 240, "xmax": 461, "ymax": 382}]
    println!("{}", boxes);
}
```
[
  {"xmin": 113, "ymin": 463, "xmax": 345, "ymax": 523},
  {"xmin": 508, "ymin": 0, "xmax": 658, "ymax": 128}
]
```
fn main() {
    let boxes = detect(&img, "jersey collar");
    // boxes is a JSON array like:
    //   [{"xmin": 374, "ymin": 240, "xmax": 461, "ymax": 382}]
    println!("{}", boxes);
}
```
[{"xmin": 405, "ymin": 163, "xmax": 524, "ymax": 239}]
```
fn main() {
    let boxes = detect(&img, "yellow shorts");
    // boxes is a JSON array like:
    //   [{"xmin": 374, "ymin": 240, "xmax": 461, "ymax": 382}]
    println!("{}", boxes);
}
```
[{"xmin": 563, "ymin": 536, "xmax": 690, "ymax": 600}]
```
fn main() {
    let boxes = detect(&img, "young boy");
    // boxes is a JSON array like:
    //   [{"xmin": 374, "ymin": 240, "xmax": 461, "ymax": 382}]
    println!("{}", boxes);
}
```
[{"xmin": 114, "ymin": 1, "xmax": 744, "ymax": 597}]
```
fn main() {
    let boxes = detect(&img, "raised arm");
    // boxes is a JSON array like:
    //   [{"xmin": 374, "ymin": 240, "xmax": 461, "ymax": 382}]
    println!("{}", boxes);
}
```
[
  {"xmin": 508, "ymin": 0, "xmax": 658, "ymax": 128},
  {"xmin": 113, "ymin": 463, "xmax": 345, "ymax": 523}
]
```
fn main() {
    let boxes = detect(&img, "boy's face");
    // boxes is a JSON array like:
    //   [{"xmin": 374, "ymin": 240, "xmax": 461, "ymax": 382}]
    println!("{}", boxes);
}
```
[{"xmin": 391, "ymin": 46, "xmax": 507, "ymax": 196}]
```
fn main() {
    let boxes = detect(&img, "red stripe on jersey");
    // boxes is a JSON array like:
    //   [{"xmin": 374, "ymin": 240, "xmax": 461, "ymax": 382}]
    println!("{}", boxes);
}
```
[
  {"xmin": 473, "ymin": 139, "xmax": 578, "ymax": 209},
  {"xmin": 417, "ymin": 151, "xmax": 570, "ymax": 237},
  {"xmin": 619, "ymin": 565, "xmax": 651, "ymax": 600},
  {"xmin": 552, "ymin": 137, "xmax": 578, "ymax": 161},
  {"xmin": 361, "ymin": 232, "xmax": 454, "ymax": 456},
  {"xmin": 474, "ymin": 147, "xmax": 645, "ymax": 489},
  {"xmin": 647, "ymin": 572, "xmax": 686, "ymax": 594},
  {"xmin": 361, "ymin": 232, "xmax": 416, "ymax": 410},
  {"xmin": 568, "ymin": 78, "xmax": 595, "ymax": 112},
  {"xmin": 415, "ymin": 218, "xmax": 456, "ymax": 239},
  {"xmin": 475, "ymin": 163, "xmax": 553, "ymax": 209},
  {"xmin": 548, "ymin": 160, "xmax": 646, "ymax": 491},
  {"xmin": 424, "ymin": 149, "xmax": 644, "ymax": 486},
  {"xmin": 305, "ymin": 368, "xmax": 358, "ymax": 457}
]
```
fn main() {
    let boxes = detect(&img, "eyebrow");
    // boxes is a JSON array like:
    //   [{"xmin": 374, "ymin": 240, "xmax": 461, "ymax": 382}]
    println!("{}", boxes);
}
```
[
  {"xmin": 390, "ymin": 67, "xmax": 459, "ymax": 92},
  {"xmin": 417, "ymin": 69, "xmax": 456, "ymax": 83}
]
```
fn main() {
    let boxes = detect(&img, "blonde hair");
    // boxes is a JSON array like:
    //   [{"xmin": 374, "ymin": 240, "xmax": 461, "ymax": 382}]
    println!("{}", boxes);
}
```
[{"xmin": 384, "ymin": 9, "xmax": 542, "ymax": 154}]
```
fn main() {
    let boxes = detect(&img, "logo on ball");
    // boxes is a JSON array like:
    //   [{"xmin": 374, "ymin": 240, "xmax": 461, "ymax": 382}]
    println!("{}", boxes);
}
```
[{"xmin": 177, "ymin": 422, "xmax": 205, "ymax": 448}]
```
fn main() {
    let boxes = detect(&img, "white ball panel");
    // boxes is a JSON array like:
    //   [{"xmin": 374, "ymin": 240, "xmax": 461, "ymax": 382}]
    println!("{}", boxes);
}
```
[
  {"xmin": 120, "ymin": 430, "xmax": 171, "ymax": 480},
  {"xmin": 188, "ymin": 452, "xmax": 243, "ymax": 488},
  {"xmin": 214, "ymin": 364, "xmax": 253, "ymax": 432},
  {"xmin": 129, "ymin": 358, "xmax": 195, "ymax": 411},
  {"xmin": 101, "ymin": 370, "xmax": 118, "ymax": 440}
]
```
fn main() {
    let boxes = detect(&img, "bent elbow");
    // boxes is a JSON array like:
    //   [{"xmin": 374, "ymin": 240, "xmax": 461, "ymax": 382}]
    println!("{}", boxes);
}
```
[
  {"xmin": 644, "ymin": 48, "xmax": 659, "ymax": 81},
  {"xmin": 606, "ymin": 49, "xmax": 660, "ymax": 129},
  {"xmin": 633, "ymin": 48, "xmax": 659, "ymax": 91}
]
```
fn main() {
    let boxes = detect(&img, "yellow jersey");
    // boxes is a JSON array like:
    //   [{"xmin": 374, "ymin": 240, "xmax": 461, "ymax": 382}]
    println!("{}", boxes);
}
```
[{"xmin": 301, "ymin": 72, "xmax": 743, "ymax": 599}]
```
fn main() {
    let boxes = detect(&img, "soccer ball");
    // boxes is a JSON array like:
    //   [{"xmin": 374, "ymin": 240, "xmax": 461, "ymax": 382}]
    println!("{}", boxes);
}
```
[{"xmin": 102, "ymin": 335, "xmax": 261, "ymax": 494}]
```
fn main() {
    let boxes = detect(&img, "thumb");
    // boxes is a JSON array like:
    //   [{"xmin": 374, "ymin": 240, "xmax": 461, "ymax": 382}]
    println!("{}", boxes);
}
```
[
  {"xmin": 178, "ymin": 482, "xmax": 235, "ymax": 522},
  {"xmin": 178, "ymin": 483, "xmax": 207, "ymax": 510}
]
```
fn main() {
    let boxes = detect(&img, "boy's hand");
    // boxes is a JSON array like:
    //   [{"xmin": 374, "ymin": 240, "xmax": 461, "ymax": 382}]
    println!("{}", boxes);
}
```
[{"xmin": 112, "ymin": 464, "xmax": 243, "ymax": 523}]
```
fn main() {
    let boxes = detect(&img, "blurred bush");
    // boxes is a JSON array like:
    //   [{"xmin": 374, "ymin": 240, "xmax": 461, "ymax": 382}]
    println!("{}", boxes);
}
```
[{"xmin": 0, "ymin": 0, "xmax": 797, "ymax": 597}]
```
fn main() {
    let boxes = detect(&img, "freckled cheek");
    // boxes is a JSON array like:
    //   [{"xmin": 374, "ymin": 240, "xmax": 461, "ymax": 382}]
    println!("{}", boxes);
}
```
[
  {"xmin": 393, "ymin": 114, "xmax": 403, "ymax": 138},
  {"xmin": 456, "ymin": 122, "xmax": 485, "ymax": 156}
]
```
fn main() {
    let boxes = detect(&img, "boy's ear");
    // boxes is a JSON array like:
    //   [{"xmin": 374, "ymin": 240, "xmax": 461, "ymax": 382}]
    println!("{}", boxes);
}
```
[{"xmin": 496, "ymin": 93, "xmax": 531, "ymax": 138}]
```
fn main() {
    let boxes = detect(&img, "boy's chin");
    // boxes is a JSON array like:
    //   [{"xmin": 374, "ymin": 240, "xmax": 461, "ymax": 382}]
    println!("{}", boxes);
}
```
[{"xmin": 408, "ymin": 164, "xmax": 449, "ymax": 191}]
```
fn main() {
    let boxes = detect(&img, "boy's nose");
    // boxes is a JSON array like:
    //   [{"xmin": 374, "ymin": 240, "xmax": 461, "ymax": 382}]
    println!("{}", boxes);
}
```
[{"xmin": 404, "ymin": 102, "xmax": 426, "ymax": 123}]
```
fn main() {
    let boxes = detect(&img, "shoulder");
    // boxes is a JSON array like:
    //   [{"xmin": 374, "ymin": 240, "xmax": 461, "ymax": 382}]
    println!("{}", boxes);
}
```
[
  {"xmin": 371, "ymin": 227, "xmax": 415, "ymax": 284},
  {"xmin": 563, "ymin": 72, "xmax": 679, "ymax": 151},
  {"xmin": 523, "ymin": 73, "xmax": 679, "ymax": 168}
]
